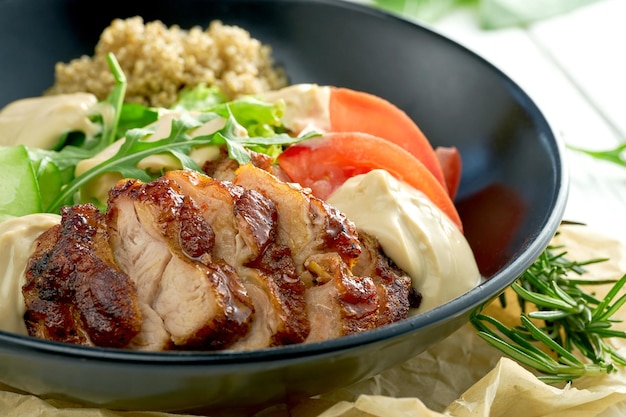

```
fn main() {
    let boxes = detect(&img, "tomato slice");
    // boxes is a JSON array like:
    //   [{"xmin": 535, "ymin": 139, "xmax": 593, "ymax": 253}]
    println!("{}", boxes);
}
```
[
  {"xmin": 277, "ymin": 132, "xmax": 463, "ymax": 231},
  {"xmin": 329, "ymin": 87, "xmax": 447, "ymax": 191},
  {"xmin": 435, "ymin": 146, "xmax": 462, "ymax": 200}
]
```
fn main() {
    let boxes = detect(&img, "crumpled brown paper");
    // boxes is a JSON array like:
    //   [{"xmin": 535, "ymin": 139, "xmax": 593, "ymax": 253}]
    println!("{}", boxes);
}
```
[{"xmin": 2, "ymin": 224, "xmax": 626, "ymax": 417}]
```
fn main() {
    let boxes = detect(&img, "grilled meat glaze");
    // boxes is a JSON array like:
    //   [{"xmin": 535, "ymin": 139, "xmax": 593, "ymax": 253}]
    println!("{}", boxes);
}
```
[{"xmin": 22, "ymin": 164, "xmax": 414, "ymax": 351}]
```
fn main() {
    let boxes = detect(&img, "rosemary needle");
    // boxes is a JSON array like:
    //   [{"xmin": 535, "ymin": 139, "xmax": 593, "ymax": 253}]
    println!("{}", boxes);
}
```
[{"xmin": 470, "ymin": 240, "xmax": 626, "ymax": 382}]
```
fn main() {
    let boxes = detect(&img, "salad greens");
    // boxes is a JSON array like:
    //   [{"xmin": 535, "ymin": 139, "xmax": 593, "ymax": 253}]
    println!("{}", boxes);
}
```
[
  {"xmin": 0, "ymin": 53, "xmax": 315, "ymax": 219},
  {"xmin": 0, "ymin": 145, "xmax": 41, "ymax": 222}
]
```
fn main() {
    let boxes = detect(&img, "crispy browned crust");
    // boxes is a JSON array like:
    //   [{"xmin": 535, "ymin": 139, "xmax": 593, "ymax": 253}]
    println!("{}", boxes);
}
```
[{"xmin": 23, "ymin": 204, "xmax": 142, "ymax": 348}]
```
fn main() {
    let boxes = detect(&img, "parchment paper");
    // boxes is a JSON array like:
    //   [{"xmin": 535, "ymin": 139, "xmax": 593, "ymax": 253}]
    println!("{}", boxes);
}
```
[{"xmin": 2, "ymin": 224, "xmax": 626, "ymax": 417}]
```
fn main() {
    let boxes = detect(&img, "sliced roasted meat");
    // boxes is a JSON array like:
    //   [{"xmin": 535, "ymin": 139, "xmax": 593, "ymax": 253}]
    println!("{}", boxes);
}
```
[
  {"xmin": 22, "ymin": 165, "xmax": 414, "ymax": 352},
  {"xmin": 352, "ymin": 232, "xmax": 415, "ymax": 325},
  {"xmin": 233, "ymin": 164, "xmax": 387, "ymax": 341},
  {"xmin": 203, "ymin": 146, "xmax": 290, "ymax": 183},
  {"xmin": 241, "ymin": 241, "xmax": 309, "ymax": 347},
  {"xmin": 165, "ymin": 170, "xmax": 309, "ymax": 349},
  {"xmin": 107, "ymin": 176, "xmax": 254, "ymax": 350},
  {"xmin": 304, "ymin": 253, "xmax": 379, "ymax": 342},
  {"xmin": 23, "ymin": 204, "xmax": 141, "ymax": 348},
  {"xmin": 233, "ymin": 163, "xmax": 362, "ymax": 272},
  {"xmin": 164, "ymin": 170, "xmax": 269, "ymax": 266}
]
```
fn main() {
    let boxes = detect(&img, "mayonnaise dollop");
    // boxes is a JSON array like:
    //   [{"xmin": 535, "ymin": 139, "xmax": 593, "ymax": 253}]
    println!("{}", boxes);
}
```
[
  {"xmin": 259, "ymin": 83, "xmax": 331, "ymax": 135},
  {"xmin": 0, "ymin": 214, "xmax": 61, "ymax": 335},
  {"xmin": 327, "ymin": 169, "xmax": 481, "ymax": 313},
  {"xmin": 0, "ymin": 93, "xmax": 101, "ymax": 149}
]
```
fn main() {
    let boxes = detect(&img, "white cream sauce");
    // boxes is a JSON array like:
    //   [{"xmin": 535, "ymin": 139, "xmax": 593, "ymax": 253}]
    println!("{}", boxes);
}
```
[
  {"xmin": 328, "ymin": 169, "xmax": 481, "ymax": 313},
  {"xmin": 0, "ymin": 214, "xmax": 61, "ymax": 335},
  {"xmin": 259, "ymin": 83, "xmax": 331, "ymax": 135},
  {"xmin": 0, "ymin": 93, "xmax": 101, "ymax": 149}
]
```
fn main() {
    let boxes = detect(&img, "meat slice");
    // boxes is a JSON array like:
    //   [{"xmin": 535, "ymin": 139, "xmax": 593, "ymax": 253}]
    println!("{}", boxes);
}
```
[
  {"xmin": 23, "ymin": 204, "xmax": 141, "ymax": 348},
  {"xmin": 107, "ymin": 176, "xmax": 254, "ymax": 350},
  {"xmin": 304, "ymin": 252, "xmax": 380, "ymax": 342},
  {"xmin": 164, "ymin": 170, "xmax": 309, "ymax": 349},
  {"xmin": 303, "ymin": 233, "xmax": 416, "ymax": 341},
  {"xmin": 203, "ymin": 146, "xmax": 290, "ymax": 183},
  {"xmin": 233, "ymin": 163, "xmax": 362, "ymax": 273},
  {"xmin": 352, "ymin": 232, "xmax": 415, "ymax": 325},
  {"xmin": 164, "ymin": 170, "xmax": 264, "ymax": 266},
  {"xmin": 232, "ymin": 164, "xmax": 396, "ymax": 341}
]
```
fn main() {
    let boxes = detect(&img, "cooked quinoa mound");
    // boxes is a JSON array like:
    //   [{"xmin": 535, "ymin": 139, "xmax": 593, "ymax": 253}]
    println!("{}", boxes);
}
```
[{"xmin": 45, "ymin": 16, "xmax": 289, "ymax": 108}]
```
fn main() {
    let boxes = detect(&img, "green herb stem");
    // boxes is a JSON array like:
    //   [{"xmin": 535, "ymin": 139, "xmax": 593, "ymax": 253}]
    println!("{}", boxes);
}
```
[
  {"xmin": 471, "ymin": 237, "xmax": 626, "ymax": 382},
  {"xmin": 568, "ymin": 143, "xmax": 626, "ymax": 169}
]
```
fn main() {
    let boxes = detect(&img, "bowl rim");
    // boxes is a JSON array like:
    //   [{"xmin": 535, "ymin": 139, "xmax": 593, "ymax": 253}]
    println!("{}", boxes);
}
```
[{"xmin": 0, "ymin": 0, "xmax": 570, "ymax": 365}]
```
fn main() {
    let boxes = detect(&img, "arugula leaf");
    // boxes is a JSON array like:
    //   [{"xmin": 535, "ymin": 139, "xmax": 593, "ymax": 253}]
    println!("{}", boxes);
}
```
[
  {"xmin": 44, "ymin": 109, "xmax": 316, "ymax": 213},
  {"xmin": 45, "ymin": 115, "xmax": 202, "ymax": 212},
  {"xmin": 98, "ymin": 52, "xmax": 127, "ymax": 150},
  {"xmin": 25, "ymin": 54, "xmax": 129, "ymax": 186},
  {"xmin": 213, "ymin": 103, "xmax": 316, "ymax": 165}
]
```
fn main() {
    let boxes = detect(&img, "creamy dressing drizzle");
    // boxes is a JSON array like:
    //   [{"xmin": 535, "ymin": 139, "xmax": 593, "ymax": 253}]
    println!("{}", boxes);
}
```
[
  {"xmin": 328, "ymin": 169, "xmax": 481, "ymax": 314},
  {"xmin": 0, "ymin": 93, "xmax": 101, "ymax": 148},
  {"xmin": 259, "ymin": 83, "xmax": 331, "ymax": 135}
]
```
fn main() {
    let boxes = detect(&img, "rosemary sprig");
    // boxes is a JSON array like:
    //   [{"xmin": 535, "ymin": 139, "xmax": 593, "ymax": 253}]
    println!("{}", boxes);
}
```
[{"xmin": 470, "ymin": 241, "xmax": 626, "ymax": 382}]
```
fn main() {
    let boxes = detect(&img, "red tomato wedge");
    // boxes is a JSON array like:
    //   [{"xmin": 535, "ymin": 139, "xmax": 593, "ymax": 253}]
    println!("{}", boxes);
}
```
[
  {"xmin": 435, "ymin": 146, "xmax": 462, "ymax": 200},
  {"xmin": 277, "ymin": 132, "xmax": 463, "ymax": 231},
  {"xmin": 328, "ymin": 87, "xmax": 447, "ymax": 191}
]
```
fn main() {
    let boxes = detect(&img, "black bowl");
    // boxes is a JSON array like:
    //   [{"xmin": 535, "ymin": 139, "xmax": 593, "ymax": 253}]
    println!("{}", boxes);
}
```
[{"xmin": 0, "ymin": 0, "xmax": 568, "ymax": 412}]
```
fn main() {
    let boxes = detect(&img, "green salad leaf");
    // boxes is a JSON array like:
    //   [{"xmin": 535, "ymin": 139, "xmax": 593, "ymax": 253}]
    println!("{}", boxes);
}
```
[
  {"xmin": 0, "ymin": 145, "xmax": 42, "ymax": 222},
  {"xmin": 117, "ymin": 103, "xmax": 160, "ymax": 140},
  {"xmin": 99, "ymin": 53, "xmax": 127, "ymax": 148},
  {"xmin": 172, "ymin": 83, "xmax": 230, "ymax": 111}
]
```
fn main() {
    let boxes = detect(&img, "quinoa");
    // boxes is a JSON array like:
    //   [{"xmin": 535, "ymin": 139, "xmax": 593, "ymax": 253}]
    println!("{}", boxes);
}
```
[{"xmin": 45, "ymin": 16, "xmax": 289, "ymax": 108}]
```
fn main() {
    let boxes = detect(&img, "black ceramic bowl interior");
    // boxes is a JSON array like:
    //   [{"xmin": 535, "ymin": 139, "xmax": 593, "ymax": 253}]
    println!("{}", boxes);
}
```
[{"xmin": 0, "ymin": 0, "xmax": 568, "ymax": 412}]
